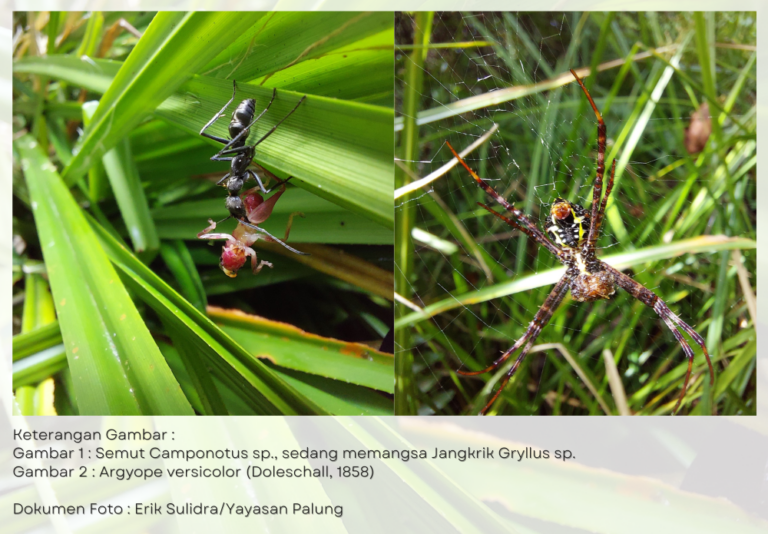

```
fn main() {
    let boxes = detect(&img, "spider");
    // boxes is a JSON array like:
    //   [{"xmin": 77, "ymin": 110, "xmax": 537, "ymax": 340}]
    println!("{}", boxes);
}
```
[{"xmin": 446, "ymin": 69, "xmax": 714, "ymax": 416}]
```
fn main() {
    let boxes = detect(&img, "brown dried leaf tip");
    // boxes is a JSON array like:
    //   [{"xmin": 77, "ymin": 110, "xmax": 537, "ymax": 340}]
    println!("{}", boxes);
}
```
[{"xmin": 684, "ymin": 102, "xmax": 711, "ymax": 154}]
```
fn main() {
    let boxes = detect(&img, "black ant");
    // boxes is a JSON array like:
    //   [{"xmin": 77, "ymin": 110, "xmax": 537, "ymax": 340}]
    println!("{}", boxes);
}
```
[
  {"xmin": 198, "ymin": 81, "xmax": 309, "ymax": 273},
  {"xmin": 199, "ymin": 80, "xmax": 306, "ymax": 228}
]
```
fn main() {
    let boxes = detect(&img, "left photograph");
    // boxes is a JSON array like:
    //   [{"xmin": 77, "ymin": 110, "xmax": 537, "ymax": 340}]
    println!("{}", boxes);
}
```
[{"xmin": 12, "ymin": 11, "xmax": 395, "ymax": 415}]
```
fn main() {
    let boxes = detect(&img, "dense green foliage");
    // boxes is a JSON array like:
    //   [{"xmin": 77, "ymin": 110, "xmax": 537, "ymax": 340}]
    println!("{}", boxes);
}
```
[
  {"xmin": 13, "ymin": 11, "xmax": 395, "ymax": 415},
  {"xmin": 395, "ymin": 12, "xmax": 756, "ymax": 415}
]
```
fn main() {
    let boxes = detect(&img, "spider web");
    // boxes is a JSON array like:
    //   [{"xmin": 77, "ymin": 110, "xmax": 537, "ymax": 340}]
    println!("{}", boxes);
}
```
[{"xmin": 394, "ymin": 12, "xmax": 756, "ymax": 415}]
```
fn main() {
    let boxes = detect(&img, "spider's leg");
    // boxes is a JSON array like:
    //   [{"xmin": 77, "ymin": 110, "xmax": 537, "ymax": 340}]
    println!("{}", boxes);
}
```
[
  {"xmin": 587, "ymin": 160, "xmax": 615, "ymax": 251},
  {"xmin": 445, "ymin": 142, "xmax": 562, "ymax": 259},
  {"xmin": 477, "ymin": 339, "xmax": 535, "ymax": 416},
  {"xmin": 570, "ymin": 69, "xmax": 608, "ymax": 254},
  {"xmin": 250, "ymin": 95, "xmax": 306, "ymax": 149},
  {"xmin": 200, "ymin": 80, "xmax": 238, "ymax": 145},
  {"xmin": 237, "ymin": 220, "xmax": 310, "ymax": 256},
  {"xmin": 460, "ymin": 274, "xmax": 571, "ymax": 414},
  {"xmin": 477, "ymin": 202, "xmax": 562, "ymax": 258},
  {"xmin": 602, "ymin": 263, "xmax": 713, "ymax": 414}
]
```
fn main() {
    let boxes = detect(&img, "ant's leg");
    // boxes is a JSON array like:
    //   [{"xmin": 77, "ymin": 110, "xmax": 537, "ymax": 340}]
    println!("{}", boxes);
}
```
[
  {"xmin": 215, "ymin": 173, "xmax": 231, "ymax": 186},
  {"xmin": 200, "ymin": 80, "xmax": 238, "ymax": 145},
  {"xmin": 267, "ymin": 175, "xmax": 293, "ymax": 192},
  {"xmin": 249, "ymin": 170, "xmax": 268, "ymax": 193},
  {"xmin": 250, "ymin": 95, "xmax": 306, "ymax": 149},
  {"xmin": 251, "ymin": 168, "xmax": 293, "ymax": 194},
  {"xmin": 249, "ymin": 88, "xmax": 277, "ymax": 129},
  {"xmin": 214, "ymin": 89, "xmax": 278, "ymax": 157},
  {"xmin": 211, "ymin": 144, "xmax": 251, "ymax": 162}
]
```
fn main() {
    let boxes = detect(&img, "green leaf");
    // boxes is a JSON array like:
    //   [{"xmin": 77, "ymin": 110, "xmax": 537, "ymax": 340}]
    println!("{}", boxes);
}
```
[
  {"xmin": 20, "ymin": 272, "xmax": 56, "ymax": 331},
  {"xmin": 152, "ymin": 188, "xmax": 392, "ymax": 244},
  {"xmin": 158, "ymin": 77, "xmax": 393, "ymax": 228},
  {"xmin": 209, "ymin": 307, "xmax": 394, "ymax": 393},
  {"xmin": 13, "ymin": 345, "xmax": 67, "ymax": 389},
  {"xmin": 63, "ymin": 12, "xmax": 268, "ymax": 182},
  {"xmin": 159, "ymin": 240, "xmax": 207, "ymax": 312},
  {"xmin": 13, "ymin": 321, "xmax": 63, "ymax": 362},
  {"xmin": 15, "ymin": 15, "xmax": 395, "ymax": 228},
  {"xmin": 262, "ymin": 28, "xmax": 395, "ymax": 105},
  {"xmin": 274, "ymin": 368, "xmax": 393, "ymax": 416},
  {"xmin": 396, "ymin": 235, "xmax": 755, "ymax": 328},
  {"xmin": 87, "ymin": 213, "xmax": 330, "ymax": 415},
  {"xmin": 82, "ymin": 101, "xmax": 159, "ymax": 253},
  {"xmin": 16, "ymin": 133, "xmax": 194, "ymax": 415},
  {"xmin": 202, "ymin": 12, "xmax": 392, "ymax": 82}
]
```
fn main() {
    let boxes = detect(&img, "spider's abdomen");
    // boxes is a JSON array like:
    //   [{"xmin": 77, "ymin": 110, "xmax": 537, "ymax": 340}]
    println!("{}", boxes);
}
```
[
  {"xmin": 546, "ymin": 198, "xmax": 590, "ymax": 249},
  {"xmin": 570, "ymin": 270, "xmax": 616, "ymax": 302}
]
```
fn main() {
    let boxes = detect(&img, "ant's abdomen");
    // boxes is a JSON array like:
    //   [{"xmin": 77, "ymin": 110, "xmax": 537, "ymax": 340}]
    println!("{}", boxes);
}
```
[{"xmin": 229, "ymin": 99, "xmax": 256, "ymax": 139}]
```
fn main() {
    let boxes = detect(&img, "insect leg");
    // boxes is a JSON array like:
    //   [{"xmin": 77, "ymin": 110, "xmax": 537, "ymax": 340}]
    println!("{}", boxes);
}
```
[{"xmin": 200, "ymin": 80, "xmax": 238, "ymax": 145}]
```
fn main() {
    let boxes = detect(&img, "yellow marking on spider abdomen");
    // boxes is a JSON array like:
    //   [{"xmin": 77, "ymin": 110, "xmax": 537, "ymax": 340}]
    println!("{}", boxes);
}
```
[
  {"xmin": 547, "ymin": 225, "xmax": 564, "ymax": 246},
  {"xmin": 574, "ymin": 252, "xmax": 588, "ymax": 274}
]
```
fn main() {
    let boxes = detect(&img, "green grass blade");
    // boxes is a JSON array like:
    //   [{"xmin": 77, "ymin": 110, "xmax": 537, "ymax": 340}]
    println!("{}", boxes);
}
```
[
  {"xmin": 159, "ymin": 78, "xmax": 393, "ymax": 228},
  {"xmin": 152, "ymin": 188, "xmax": 391, "ymax": 244},
  {"xmin": 13, "ymin": 345, "xmax": 67, "ymax": 389},
  {"xmin": 86, "ymin": 214, "xmax": 330, "ymax": 415},
  {"xmin": 16, "ymin": 134, "xmax": 194, "ymax": 415},
  {"xmin": 261, "ymin": 28, "xmax": 394, "ymax": 105},
  {"xmin": 159, "ymin": 240, "xmax": 207, "ymax": 313},
  {"xmin": 20, "ymin": 272, "xmax": 56, "ymax": 331},
  {"xmin": 203, "ymin": 12, "xmax": 392, "ymax": 83},
  {"xmin": 62, "ymin": 12, "xmax": 267, "ymax": 182},
  {"xmin": 98, "ymin": 132, "xmax": 159, "ymax": 253},
  {"xmin": 209, "ymin": 307, "xmax": 394, "ymax": 393},
  {"xmin": 14, "ymin": 56, "xmax": 120, "ymax": 93},
  {"xmin": 396, "ymin": 235, "xmax": 755, "ymax": 328},
  {"xmin": 273, "ymin": 369, "xmax": 393, "ymax": 416},
  {"xmin": 13, "ymin": 321, "xmax": 63, "ymax": 362},
  {"xmin": 162, "ymin": 317, "xmax": 228, "ymax": 416},
  {"xmin": 15, "ymin": 56, "xmax": 395, "ymax": 228}
]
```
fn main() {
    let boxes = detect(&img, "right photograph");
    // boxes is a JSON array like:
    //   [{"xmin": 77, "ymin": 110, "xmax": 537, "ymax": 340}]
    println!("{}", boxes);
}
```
[{"xmin": 394, "ymin": 12, "xmax": 756, "ymax": 416}]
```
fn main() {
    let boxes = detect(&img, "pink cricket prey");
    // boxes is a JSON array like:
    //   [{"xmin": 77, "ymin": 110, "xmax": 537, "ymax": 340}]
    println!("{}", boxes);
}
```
[{"xmin": 198, "ymin": 183, "xmax": 307, "ymax": 277}]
